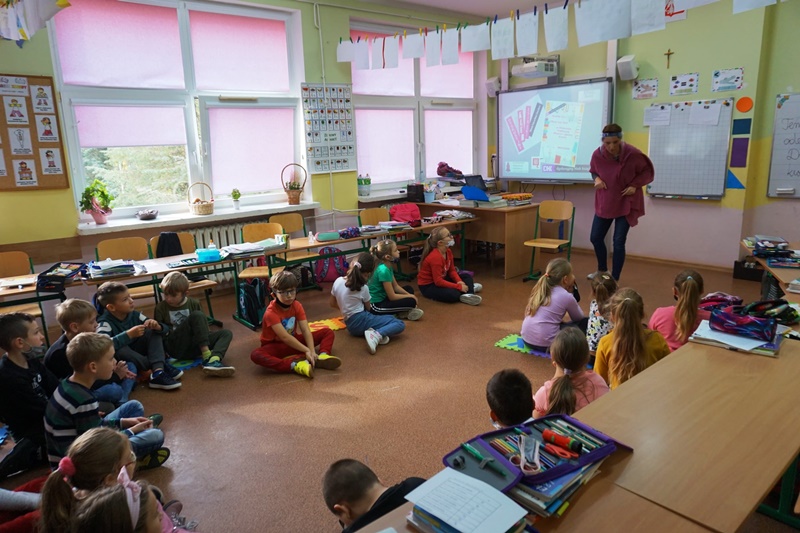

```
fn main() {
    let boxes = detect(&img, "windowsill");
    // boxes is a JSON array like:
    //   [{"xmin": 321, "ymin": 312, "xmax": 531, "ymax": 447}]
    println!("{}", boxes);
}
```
[
  {"xmin": 357, "ymin": 189, "xmax": 408, "ymax": 202},
  {"xmin": 77, "ymin": 201, "xmax": 320, "ymax": 236}
]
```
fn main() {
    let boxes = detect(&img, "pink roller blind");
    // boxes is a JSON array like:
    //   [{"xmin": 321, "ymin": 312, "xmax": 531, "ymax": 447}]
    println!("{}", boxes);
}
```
[
  {"xmin": 189, "ymin": 10, "xmax": 289, "ymax": 92},
  {"xmin": 350, "ymin": 30, "xmax": 414, "ymax": 96},
  {"xmin": 208, "ymin": 107, "xmax": 295, "ymax": 193},
  {"xmin": 75, "ymin": 106, "xmax": 187, "ymax": 148},
  {"xmin": 420, "ymin": 52, "xmax": 474, "ymax": 98},
  {"xmin": 355, "ymin": 109, "xmax": 414, "ymax": 182},
  {"xmin": 424, "ymin": 110, "xmax": 473, "ymax": 176},
  {"xmin": 54, "ymin": 0, "xmax": 184, "ymax": 89}
]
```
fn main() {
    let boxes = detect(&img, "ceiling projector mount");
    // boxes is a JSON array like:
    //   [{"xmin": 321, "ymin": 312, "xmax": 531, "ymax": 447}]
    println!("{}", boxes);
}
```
[{"xmin": 511, "ymin": 54, "xmax": 560, "ymax": 80}]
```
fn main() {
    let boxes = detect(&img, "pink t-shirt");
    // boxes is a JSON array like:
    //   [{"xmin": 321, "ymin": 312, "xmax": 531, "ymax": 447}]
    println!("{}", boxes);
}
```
[
  {"xmin": 533, "ymin": 370, "xmax": 609, "ymax": 417},
  {"xmin": 648, "ymin": 305, "xmax": 711, "ymax": 352}
]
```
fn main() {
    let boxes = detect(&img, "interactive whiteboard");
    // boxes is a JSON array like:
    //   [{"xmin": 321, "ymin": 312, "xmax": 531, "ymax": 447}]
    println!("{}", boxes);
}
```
[{"xmin": 497, "ymin": 78, "xmax": 612, "ymax": 184}]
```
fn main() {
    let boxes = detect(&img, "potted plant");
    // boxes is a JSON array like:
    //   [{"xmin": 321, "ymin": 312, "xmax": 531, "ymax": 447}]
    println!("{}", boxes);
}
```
[
  {"xmin": 80, "ymin": 179, "xmax": 114, "ymax": 225},
  {"xmin": 281, "ymin": 163, "xmax": 307, "ymax": 205},
  {"xmin": 231, "ymin": 188, "xmax": 241, "ymax": 210}
]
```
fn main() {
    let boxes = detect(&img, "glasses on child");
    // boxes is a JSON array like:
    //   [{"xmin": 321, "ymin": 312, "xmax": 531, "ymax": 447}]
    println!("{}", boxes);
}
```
[{"xmin": 274, "ymin": 289, "xmax": 297, "ymax": 296}]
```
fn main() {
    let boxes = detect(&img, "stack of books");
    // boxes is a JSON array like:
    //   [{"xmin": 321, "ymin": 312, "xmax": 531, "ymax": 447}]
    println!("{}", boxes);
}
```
[
  {"xmin": 359, "ymin": 225, "xmax": 384, "ymax": 236},
  {"xmin": 88, "ymin": 259, "xmax": 143, "ymax": 279},
  {"xmin": 689, "ymin": 320, "xmax": 786, "ymax": 357},
  {"xmin": 221, "ymin": 242, "xmax": 267, "ymax": 257},
  {"xmin": 379, "ymin": 220, "xmax": 412, "ymax": 232},
  {"xmin": 507, "ymin": 460, "xmax": 605, "ymax": 519},
  {"xmin": 788, "ymin": 278, "xmax": 800, "ymax": 294}
]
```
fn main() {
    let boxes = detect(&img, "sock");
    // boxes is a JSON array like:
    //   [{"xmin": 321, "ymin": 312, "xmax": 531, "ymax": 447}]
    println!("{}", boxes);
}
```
[
  {"xmin": 290, "ymin": 361, "xmax": 297, "ymax": 370},
  {"xmin": 205, "ymin": 355, "xmax": 220, "ymax": 365},
  {"xmin": 201, "ymin": 349, "xmax": 212, "ymax": 360}
]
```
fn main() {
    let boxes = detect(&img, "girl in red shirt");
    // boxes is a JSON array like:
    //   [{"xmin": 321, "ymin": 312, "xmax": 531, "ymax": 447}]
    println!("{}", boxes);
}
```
[{"xmin": 417, "ymin": 227, "xmax": 481, "ymax": 305}]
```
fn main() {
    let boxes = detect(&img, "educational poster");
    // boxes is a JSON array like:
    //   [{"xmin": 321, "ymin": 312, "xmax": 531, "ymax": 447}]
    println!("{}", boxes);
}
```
[
  {"xmin": 633, "ymin": 78, "xmax": 659, "ymax": 100},
  {"xmin": 712, "ymin": 67, "xmax": 744, "ymax": 92},
  {"xmin": 7, "ymin": 127, "xmax": 32, "ymax": 155},
  {"xmin": 0, "ymin": 150, "xmax": 6, "ymax": 177},
  {"xmin": 13, "ymin": 159, "xmax": 37, "ymax": 186},
  {"xmin": 302, "ymin": 83, "xmax": 357, "ymax": 175},
  {"xmin": 670, "ymin": 72, "xmax": 699, "ymax": 96},
  {"xmin": 539, "ymin": 101, "xmax": 585, "ymax": 168},
  {"xmin": 0, "ymin": 75, "xmax": 28, "ymax": 96},
  {"xmin": 39, "ymin": 148, "xmax": 63, "ymax": 174},
  {"xmin": 35, "ymin": 115, "xmax": 59, "ymax": 142},
  {"xmin": 30, "ymin": 85, "xmax": 54, "ymax": 113},
  {"xmin": 3, "ymin": 96, "xmax": 29, "ymax": 124}
]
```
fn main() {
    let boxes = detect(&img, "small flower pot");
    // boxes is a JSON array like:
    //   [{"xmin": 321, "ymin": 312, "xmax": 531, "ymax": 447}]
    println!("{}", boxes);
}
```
[
  {"xmin": 87, "ymin": 210, "xmax": 109, "ymax": 225},
  {"xmin": 233, "ymin": 199, "xmax": 240, "ymax": 210}
]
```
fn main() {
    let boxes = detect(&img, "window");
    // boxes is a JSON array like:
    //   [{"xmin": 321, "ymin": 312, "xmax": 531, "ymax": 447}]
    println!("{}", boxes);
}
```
[
  {"xmin": 52, "ymin": 0, "xmax": 302, "ymax": 214},
  {"xmin": 351, "ymin": 28, "xmax": 476, "ymax": 184}
]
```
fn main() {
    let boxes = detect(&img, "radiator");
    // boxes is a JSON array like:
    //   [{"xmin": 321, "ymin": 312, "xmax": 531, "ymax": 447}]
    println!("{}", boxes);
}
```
[{"xmin": 186, "ymin": 221, "xmax": 265, "ymax": 283}]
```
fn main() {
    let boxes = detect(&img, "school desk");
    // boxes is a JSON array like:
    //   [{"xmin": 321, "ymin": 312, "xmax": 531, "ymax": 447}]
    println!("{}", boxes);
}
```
[
  {"xmin": 573, "ymin": 338, "xmax": 800, "ymax": 533},
  {"xmin": 416, "ymin": 203, "xmax": 538, "ymax": 280},
  {"xmin": 740, "ymin": 240, "xmax": 800, "ymax": 304}
]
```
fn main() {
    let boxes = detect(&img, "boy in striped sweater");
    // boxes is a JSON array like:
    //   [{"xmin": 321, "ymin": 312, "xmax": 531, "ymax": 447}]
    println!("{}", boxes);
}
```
[{"xmin": 43, "ymin": 332, "xmax": 169, "ymax": 470}]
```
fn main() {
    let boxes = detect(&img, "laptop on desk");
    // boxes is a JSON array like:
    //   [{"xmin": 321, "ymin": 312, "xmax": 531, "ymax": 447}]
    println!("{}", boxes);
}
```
[{"xmin": 463, "ymin": 174, "xmax": 488, "ymax": 191}]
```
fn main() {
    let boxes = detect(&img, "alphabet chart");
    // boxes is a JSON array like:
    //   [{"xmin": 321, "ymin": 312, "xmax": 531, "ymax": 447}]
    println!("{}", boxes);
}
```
[
  {"xmin": 302, "ymin": 83, "xmax": 357, "ymax": 174},
  {"xmin": 0, "ymin": 73, "xmax": 68, "ymax": 190}
]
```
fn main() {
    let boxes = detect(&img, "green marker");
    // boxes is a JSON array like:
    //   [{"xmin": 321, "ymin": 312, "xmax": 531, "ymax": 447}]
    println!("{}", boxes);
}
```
[{"xmin": 460, "ymin": 442, "xmax": 506, "ymax": 477}]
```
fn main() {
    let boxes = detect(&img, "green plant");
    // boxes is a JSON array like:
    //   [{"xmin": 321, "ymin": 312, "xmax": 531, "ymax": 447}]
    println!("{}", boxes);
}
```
[
  {"xmin": 287, "ymin": 177, "xmax": 303, "ymax": 190},
  {"xmin": 231, "ymin": 188, "xmax": 241, "ymax": 200},
  {"xmin": 79, "ymin": 179, "xmax": 114, "ymax": 213}
]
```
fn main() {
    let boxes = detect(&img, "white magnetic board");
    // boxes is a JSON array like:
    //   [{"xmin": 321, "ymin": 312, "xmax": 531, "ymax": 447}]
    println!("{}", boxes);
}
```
[{"xmin": 767, "ymin": 94, "xmax": 800, "ymax": 198}]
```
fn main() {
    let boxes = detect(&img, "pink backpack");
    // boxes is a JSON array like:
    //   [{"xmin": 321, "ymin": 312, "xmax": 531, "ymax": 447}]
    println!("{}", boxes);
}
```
[{"xmin": 389, "ymin": 203, "xmax": 421, "ymax": 223}]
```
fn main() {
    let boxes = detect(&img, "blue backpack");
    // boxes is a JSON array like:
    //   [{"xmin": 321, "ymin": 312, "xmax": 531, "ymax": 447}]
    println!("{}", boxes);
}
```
[{"xmin": 314, "ymin": 246, "xmax": 349, "ymax": 282}]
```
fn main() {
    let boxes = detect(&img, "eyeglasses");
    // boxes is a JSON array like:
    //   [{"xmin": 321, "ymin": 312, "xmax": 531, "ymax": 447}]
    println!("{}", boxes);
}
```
[{"xmin": 274, "ymin": 289, "xmax": 297, "ymax": 296}]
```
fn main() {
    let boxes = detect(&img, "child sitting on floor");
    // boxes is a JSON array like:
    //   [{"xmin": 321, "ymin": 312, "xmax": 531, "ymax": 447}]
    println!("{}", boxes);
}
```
[
  {"xmin": 323, "ymin": 459, "xmax": 425, "ymax": 533},
  {"xmin": 154, "ymin": 271, "xmax": 235, "ymax": 377},
  {"xmin": 250, "ymin": 270, "xmax": 340, "ymax": 379},
  {"xmin": 96, "ymin": 282, "xmax": 181, "ymax": 390},
  {"xmin": 417, "ymin": 227, "xmax": 482, "ymax": 306},
  {"xmin": 485, "ymin": 368, "xmax": 535, "ymax": 428},
  {"xmin": 368, "ymin": 240, "xmax": 423, "ymax": 320},
  {"xmin": 330, "ymin": 252, "xmax": 405, "ymax": 355},
  {"xmin": 586, "ymin": 272, "xmax": 617, "ymax": 354},
  {"xmin": 594, "ymin": 288, "xmax": 670, "ymax": 389},
  {"xmin": 521, "ymin": 258, "xmax": 586, "ymax": 352},
  {"xmin": 649, "ymin": 269, "xmax": 708, "ymax": 352},
  {"xmin": 533, "ymin": 327, "xmax": 609, "ymax": 417},
  {"xmin": 45, "ymin": 298, "xmax": 137, "ymax": 408}
]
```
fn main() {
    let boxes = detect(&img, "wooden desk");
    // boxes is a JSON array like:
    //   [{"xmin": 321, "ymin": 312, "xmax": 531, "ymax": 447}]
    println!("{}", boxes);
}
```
[
  {"xmin": 417, "ymin": 203, "xmax": 538, "ymax": 279},
  {"xmin": 574, "ymin": 340, "xmax": 800, "ymax": 533},
  {"xmin": 741, "ymin": 241, "xmax": 800, "ymax": 303}
]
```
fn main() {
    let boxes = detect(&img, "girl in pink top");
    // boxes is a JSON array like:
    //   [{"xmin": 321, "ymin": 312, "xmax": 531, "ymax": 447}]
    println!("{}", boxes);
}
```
[
  {"xmin": 534, "ymin": 328, "xmax": 609, "ymax": 417},
  {"xmin": 589, "ymin": 124, "xmax": 655, "ymax": 281},
  {"xmin": 649, "ymin": 270, "xmax": 710, "ymax": 351}
]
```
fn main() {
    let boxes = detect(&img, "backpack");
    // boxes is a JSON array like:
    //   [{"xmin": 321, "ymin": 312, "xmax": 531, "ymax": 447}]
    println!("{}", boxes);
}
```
[
  {"xmin": 287, "ymin": 265, "xmax": 317, "ymax": 288},
  {"xmin": 238, "ymin": 278, "xmax": 268, "ymax": 329},
  {"xmin": 389, "ymin": 203, "xmax": 421, "ymax": 224},
  {"xmin": 314, "ymin": 246, "xmax": 349, "ymax": 282}
]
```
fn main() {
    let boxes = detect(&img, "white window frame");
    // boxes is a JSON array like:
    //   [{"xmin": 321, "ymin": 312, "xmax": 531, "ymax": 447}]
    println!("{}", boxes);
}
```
[
  {"xmin": 49, "ymin": 0, "xmax": 305, "ymax": 218},
  {"xmin": 351, "ymin": 23, "xmax": 479, "ymax": 189}
]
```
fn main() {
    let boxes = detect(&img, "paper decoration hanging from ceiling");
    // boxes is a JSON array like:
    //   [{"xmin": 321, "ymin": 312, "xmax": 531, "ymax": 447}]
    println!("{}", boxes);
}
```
[
  {"xmin": 384, "ymin": 36, "xmax": 399, "ymax": 68},
  {"xmin": 491, "ymin": 17, "xmax": 515, "ymax": 60},
  {"xmin": 574, "ymin": 0, "xmax": 632, "ymax": 47},
  {"xmin": 403, "ymin": 34, "xmax": 424, "ymax": 59},
  {"xmin": 543, "ymin": 5, "xmax": 569, "ymax": 52},
  {"xmin": 425, "ymin": 32, "xmax": 441, "ymax": 67},
  {"xmin": 516, "ymin": 11, "xmax": 539, "ymax": 56},
  {"xmin": 732, "ymin": 0, "xmax": 775, "ymax": 14},
  {"xmin": 352, "ymin": 40, "xmax": 370, "ymax": 70},
  {"xmin": 371, "ymin": 38, "xmax": 384, "ymax": 70},
  {"xmin": 441, "ymin": 29, "xmax": 459, "ymax": 65},
  {"xmin": 632, "ymin": 0, "xmax": 666, "ymax": 35},
  {"xmin": 461, "ymin": 24, "xmax": 491, "ymax": 52}
]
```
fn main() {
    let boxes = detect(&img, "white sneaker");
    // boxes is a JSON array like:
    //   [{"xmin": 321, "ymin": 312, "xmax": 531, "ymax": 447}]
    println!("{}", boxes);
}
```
[
  {"xmin": 473, "ymin": 283, "xmax": 483, "ymax": 293},
  {"xmin": 365, "ymin": 328, "xmax": 382, "ymax": 354},
  {"xmin": 459, "ymin": 293, "xmax": 482, "ymax": 306},
  {"xmin": 406, "ymin": 308, "xmax": 424, "ymax": 321},
  {"xmin": 379, "ymin": 335, "xmax": 390, "ymax": 345},
  {"xmin": 587, "ymin": 271, "xmax": 609, "ymax": 280}
]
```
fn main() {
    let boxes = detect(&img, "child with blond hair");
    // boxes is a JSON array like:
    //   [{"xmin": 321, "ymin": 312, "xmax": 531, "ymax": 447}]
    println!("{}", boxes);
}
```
[{"xmin": 649, "ymin": 269, "xmax": 708, "ymax": 352}]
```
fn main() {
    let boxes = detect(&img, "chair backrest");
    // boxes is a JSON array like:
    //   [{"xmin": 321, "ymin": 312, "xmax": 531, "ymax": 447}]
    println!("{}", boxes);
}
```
[
  {"xmin": 0, "ymin": 251, "xmax": 33, "ymax": 278},
  {"xmin": 269, "ymin": 213, "xmax": 306, "ymax": 236},
  {"xmin": 359, "ymin": 207, "xmax": 390, "ymax": 226},
  {"xmin": 149, "ymin": 233, "xmax": 197, "ymax": 258},
  {"xmin": 96, "ymin": 237, "xmax": 149, "ymax": 261},
  {"xmin": 537, "ymin": 200, "xmax": 574, "ymax": 221},
  {"xmin": 242, "ymin": 222, "xmax": 284, "ymax": 243}
]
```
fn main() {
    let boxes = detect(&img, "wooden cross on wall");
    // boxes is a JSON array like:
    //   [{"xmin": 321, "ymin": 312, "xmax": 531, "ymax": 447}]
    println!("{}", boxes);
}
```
[{"xmin": 664, "ymin": 49, "xmax": 674, "ymax": 69}]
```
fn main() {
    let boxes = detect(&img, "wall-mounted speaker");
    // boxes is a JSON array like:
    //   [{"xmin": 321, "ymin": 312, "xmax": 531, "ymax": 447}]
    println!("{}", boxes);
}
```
[
  {"xmin": 617, "ymin": 55, "xmax": 639, "ymax": 81},
  {"xmin": 486, "ymin": 77, "xmax": 500, "ymax": 97}
]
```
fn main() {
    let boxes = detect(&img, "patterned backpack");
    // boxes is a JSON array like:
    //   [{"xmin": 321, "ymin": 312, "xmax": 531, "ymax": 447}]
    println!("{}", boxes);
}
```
[{"xmin": 314, "ymin": 246, "xmax": 349, "ymax": 282}]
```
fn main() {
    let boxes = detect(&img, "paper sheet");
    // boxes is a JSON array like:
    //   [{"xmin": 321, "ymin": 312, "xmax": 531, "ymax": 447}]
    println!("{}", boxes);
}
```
[
  {"xmin": 402, "ymin": 34, "xmax": 424, "ymax": 59},
  {"xmin": 384, "ymin": 36, "xmax": 399, "ymax": 69},
  {"xmin": 691, "ymin": 320, "xmax": 767, "ymax": 351},
  {"xmin": 405, "ymin": 468, "xmax": 526, "ymax": 533},
  {"xmin": 352, "ymin": 41, "xmax": 369, "ymax": 70},
  {"xmin": 574, "ymin": 0, "xmax": 632, "ymax": 47},
  {"xmin": 490, "ymin": 18, "xmax": 515, "ymax": 60},
  {"xmin": 733, "ymin": 0, "xmax": 776, "ymax": 14},
  {"xmin": 461, "ymin": 24, "xmax": 490, "ymax": 53},
  {"xmin": 441, "ymin": 30, "xmax": 459, "ymax": 65},
  {"xmin": 425, "ymin": 32, "xmax": 441, "ymax": 67},
  {"xmin": 675, "ymin": 0, "xmax": 719, "ymax": 9},
  {"xmin": 644, "ymin": 105, "xmax": 671, "ymax": 126},
  {"xmin": 516, "ymin": 11, "xmax": 538, "ymax": 56},
  {"xmin": 336, "ymin": 41, "xmax": 353, "ymax": 62},
  {"xmin": 543, "ymin": 6, "xmax": 569, "ymax": 52},
  {"xmin": 689, "ymin": 103, "xmax": 722, "ymax": 125},
  {"xmin": 371, "ymin": 38, "xmax": 384, "ymax": 70},
  {"xmin": 632, "ymin": 0, "xmax": 666, "ymax": 35},
  {"xmin": 712, "ymin": 67, "xmax": 744, "ymax": 92}
]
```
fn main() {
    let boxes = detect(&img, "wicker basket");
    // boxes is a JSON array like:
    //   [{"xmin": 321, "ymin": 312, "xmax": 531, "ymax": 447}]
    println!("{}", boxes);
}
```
[
  {"xmin": 188, "ymin": 182, "xmax": 214, "ymax": 215},
  {"xmin": 281, "ymin": 163, "xmax": 307, "ymax": 206}
]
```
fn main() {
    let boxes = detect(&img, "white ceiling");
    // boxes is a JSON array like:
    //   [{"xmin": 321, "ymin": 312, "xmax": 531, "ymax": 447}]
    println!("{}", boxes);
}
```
[{"xmin": 358, "ymin": 0, "xmax": 548, "ymax": 20}]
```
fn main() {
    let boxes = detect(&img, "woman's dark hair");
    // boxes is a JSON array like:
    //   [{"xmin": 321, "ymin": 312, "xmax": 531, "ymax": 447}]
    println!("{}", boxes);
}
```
[
  {"xmin": 602, "ymin": 123, "xmax": 623, "ymax": 135},
  {"xmin": 344, "ymin": 252, "xmax": 375, "ymax": 292}
]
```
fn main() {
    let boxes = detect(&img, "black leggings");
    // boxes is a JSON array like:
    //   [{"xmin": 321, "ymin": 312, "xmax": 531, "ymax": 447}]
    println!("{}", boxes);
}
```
[
  {"xmin": 419, "ymin": 274, "xmax": 475, "ymax": 303},
  {"xmin": 371, "ymin": 285, "xmax": 417, "ymax": 314}
]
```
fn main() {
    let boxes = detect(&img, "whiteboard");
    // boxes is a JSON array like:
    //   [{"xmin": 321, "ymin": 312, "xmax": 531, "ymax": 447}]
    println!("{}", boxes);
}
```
[
  {"xmin": 646, "ymin": 98, "xmax": 733, "ymax": 199},
  {"xmin": 767, "ymin": 94, "xmax": 800, "ymax": 198}
]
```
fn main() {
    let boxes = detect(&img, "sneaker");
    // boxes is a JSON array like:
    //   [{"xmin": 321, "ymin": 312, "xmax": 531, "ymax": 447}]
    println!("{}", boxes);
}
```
[
  {"xmin": 293, "ymin": 360, "xmax": 314, "ymax": 378},
  {"xmin": 365, "ymin": 328, "xmax": 382, "ymax": 355},
  {"xmin": 459, "ymin": 293, "xmax": 482, "ymax": 306},
  {"xmin": 149, "ymin": 371, "xmax": 182, "ymax": 390},
  {"xmin": 473, "ymin": 283, "xmax": 483, "ymax": 293},
  {"xmin": 202, "ymin": 357, "xmax": 236, "ymax": 378},
  {"xmin": 162, "ymin": 500, "xmax": 183, "ymax": 517},
  {"xmin": 406, "ymin": 308, "xmax": 424, "ymax": 321},
  {"xmin": 587, "ymin": 271, "xmax": 609, "ymax": 281},
  {"xmin": 164, "ymin": 363, "xmax": 183, "ymax": 380},
  {"xmin": 148, "ymin": 413, "xmax": 164, "ymax": 428},
  {"xmin": 379, "ymin": 335, "xmax": 390, "ymax": 345},
  {"xmin": 136, "ymin": 447, "xmax": 170, "ymax": 471},
  {"xmin": 315, "ymin": 353, "xmax": 342, "ymax": 370}
]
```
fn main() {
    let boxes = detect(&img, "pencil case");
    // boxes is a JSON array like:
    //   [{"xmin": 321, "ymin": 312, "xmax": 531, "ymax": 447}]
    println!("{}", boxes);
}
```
[
  {"xmin": 442, "ymin": 414, "xmax": 631, "ymax": 492},
  {"xmin": 196, "ymin": 248, "xmax": 221, "ymax": 263},
  {"xmin": 36, "ymin": 262, "xmax": 86, "ymax": 292}
]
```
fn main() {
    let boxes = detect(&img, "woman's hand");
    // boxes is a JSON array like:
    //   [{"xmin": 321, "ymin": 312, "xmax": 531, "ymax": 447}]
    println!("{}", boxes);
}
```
[
  {"xmin": 621, "ymin": 186, "xmax": 636, "ymax": 196},
  {"xmin": 594, "ymin": 177, "xmax": 607, "ymax": 190}
]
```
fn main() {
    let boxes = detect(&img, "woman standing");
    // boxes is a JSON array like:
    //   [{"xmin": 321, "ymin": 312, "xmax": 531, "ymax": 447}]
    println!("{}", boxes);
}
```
[{"xmin": 589, "ymin": 124, "xmax": 654, "ymax": 281}]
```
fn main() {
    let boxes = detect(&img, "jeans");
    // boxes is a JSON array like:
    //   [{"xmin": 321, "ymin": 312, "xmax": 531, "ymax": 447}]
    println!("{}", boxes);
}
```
[
  {"xmin": 115, "ymin": 328, "xmax": 166, "ymax": 373},
  {"xmin": 105, "ymin": 400, "xmax": 164, "ymax": 458},
  {"xmin": 590, "ymin": 215, "xmax": 631, "ymax": 281},
  {"xmin": 93, "ymin": 362, "xmax": 137, "ymax": 407},
  {"xmin": 345, "ymin": 311, "xmax": 405, "ymax": 338}
]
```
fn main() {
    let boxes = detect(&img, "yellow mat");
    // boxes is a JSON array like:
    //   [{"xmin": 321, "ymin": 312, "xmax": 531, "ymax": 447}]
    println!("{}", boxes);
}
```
[{"xmin": 308, "ymin": 316, "xmax": 346, "ymax": 332}]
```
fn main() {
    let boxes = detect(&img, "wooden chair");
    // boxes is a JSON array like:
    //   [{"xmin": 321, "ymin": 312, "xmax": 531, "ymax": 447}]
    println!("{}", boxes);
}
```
[
  {"xmin": 269, "ymin": 213, "xmax": 319, "ymax": 274},
  {"xmin": 241, "ymin": 222, "xmax": 284, "ymax": 243},
  {"xmin": 149, "ymin": 233, "xmax": 218, "ymax": 319},
  {"xmin": 0, "ymin": 251, "xmax": 50, "ymax": 344},
  {"xmin": 358, "ymin": 207, "xmax": 390, "ymax": 226},
  {"xmin": 522, "ymin": 200, "xmax": 575, "ymax": 282},
  {"xmin": 95, "ymin": 237, "xmax": 158, "ymax": 301}
]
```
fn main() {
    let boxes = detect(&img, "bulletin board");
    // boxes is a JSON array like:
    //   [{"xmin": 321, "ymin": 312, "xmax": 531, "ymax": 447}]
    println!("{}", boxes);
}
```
[
  {"xmin": 767, "ymin": 94, "xmax": 800, "ymax": 198},
  {"xmin": 0, "ymin": 73, "xmax": 68, "ymax": 191},
  {"xmin": 301, "ymin": 83, "xmax": 357, "ymax": 175},
  {"xmin": 646, "ymin": 98, "xmax": 734, "ymax": 199}
]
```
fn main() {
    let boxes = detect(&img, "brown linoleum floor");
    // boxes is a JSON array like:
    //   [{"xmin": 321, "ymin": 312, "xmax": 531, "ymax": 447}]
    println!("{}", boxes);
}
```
[{"xmin": 1, "ymin": 249, "xmax": 794, "ymax": 532}]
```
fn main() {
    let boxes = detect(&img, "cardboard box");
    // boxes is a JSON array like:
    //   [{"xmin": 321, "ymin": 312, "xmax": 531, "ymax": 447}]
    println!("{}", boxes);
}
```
[{"xmin": 733, "ymin": 259, "xmax": 764, "ymax": 282}]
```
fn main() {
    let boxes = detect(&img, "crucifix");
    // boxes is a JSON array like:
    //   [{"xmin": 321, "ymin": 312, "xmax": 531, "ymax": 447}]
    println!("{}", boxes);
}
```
[{"xmin": 664, "ymin": 49, "xmax": 674, "ymax": 69}]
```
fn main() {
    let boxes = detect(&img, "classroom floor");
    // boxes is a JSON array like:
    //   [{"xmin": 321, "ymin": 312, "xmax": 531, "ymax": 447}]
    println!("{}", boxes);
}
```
[{"xmin": 1, "ymin": 248, "xmax": 793, "ymax": 532}]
